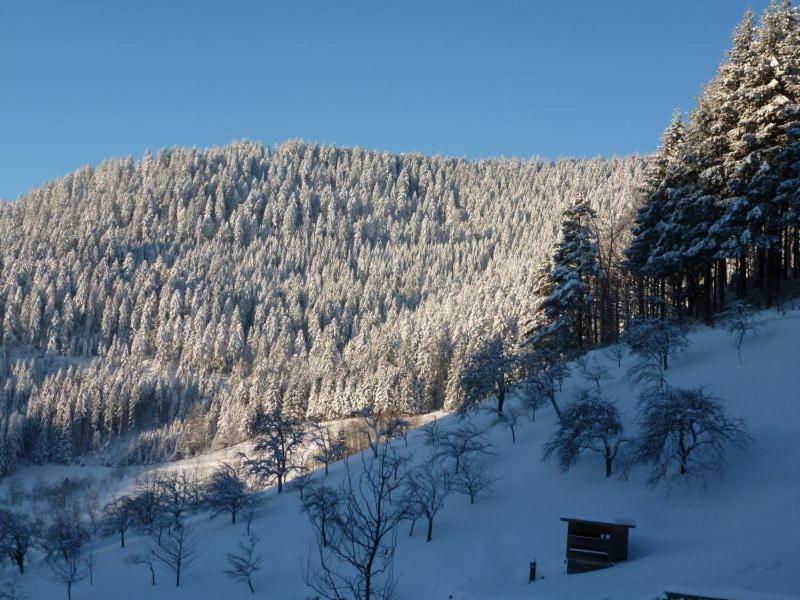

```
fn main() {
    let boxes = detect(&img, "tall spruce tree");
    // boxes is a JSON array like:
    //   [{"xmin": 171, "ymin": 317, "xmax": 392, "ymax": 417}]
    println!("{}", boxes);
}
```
[
  {"xmin": 626, "ymin": 110, "xmax": 686, "ymax": 317},
  {"xmin": 533, "ymin": 200, "xmax": 603, "ymax": 356}
]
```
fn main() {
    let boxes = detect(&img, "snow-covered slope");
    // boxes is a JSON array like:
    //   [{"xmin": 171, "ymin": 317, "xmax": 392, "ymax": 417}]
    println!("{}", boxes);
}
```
[{"xmin": 4, "ymin": 309, "xmax": 800, "ymax": 599}]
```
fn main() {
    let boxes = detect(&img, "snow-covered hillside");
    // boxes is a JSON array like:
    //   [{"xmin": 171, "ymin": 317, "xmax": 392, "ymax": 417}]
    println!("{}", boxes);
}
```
[
  {"xmin": 3, "ymin": 308, "xmax": 800, "ymax": 599},
  {"xmin": 0, "ymin": 143, "xmax": 645, "ymax": 478}
]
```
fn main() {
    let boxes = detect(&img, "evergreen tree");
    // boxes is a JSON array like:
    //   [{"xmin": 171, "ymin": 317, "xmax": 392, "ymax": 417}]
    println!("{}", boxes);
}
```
[{"xmin": 533, "ymin": 199, "xmax": 603, "ymax": 355}]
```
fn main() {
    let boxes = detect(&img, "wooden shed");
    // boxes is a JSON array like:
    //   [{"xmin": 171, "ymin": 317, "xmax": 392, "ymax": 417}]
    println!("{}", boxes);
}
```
[{"xmin": 560, "ymin": 516, "xmax": 636, "ymax": 574}]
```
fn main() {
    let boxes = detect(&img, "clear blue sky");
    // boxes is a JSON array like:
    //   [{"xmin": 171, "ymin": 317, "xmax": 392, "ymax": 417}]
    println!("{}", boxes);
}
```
[{"xmin": 0, "ymin": 0, "xmax": 772, "ymax": 200}]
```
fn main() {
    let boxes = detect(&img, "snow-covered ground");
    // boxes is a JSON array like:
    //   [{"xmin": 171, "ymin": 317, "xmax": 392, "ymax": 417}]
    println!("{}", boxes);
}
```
[{"xmin": 3, "ymin": 309, "xmax": 800, "ymax": 599}]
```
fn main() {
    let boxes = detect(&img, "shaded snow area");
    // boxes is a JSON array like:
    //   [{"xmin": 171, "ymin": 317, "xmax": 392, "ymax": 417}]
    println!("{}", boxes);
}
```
[{"xmin": 3, "ymin": 310, "xmax": 800, "ymax": 599}]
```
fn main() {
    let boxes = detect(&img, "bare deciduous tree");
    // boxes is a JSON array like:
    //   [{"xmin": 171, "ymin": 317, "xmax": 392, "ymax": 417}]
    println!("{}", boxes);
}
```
[
  {"xmin": 543, "ymin": 390, "xmax": 630, "ymax": 477},
  {"xmin": 0, "ymin": 576, "xmax": 29, "ymax": 600},
  {"xmin": 382, "ymin": 416, "xmax": 412, "ymax": 447},
  {"xmin": 301, "ymin": 484, "xmax": 339, "ymax": 548},
  {"xmin": 304, "ymin": 445, "xmax": 408, "ymax": 600},
  {"xmin": 460, "ymin": 337, "xmax": 519, "ymax": 415},
  {"xmin": 635, "ymin": 386, "xmax": 749, "ymax": 487},
  {"xmin": 520, "ymin": 348, "xmax": 569, "ymax": 420},
  {"xmin": 491, "ymin": 405, "xmax": 524, "ymax": 444},
  {"xmin": 123, "ymin": 551, "xmax": 157, "ymax": 586},
  {"xmin": 605, "ymin": 340, "xmax": 625, "ymax": 368},
  {"xmin": 147, "ymin": 521, "xmax": 201, "ymax": 587},
  {"xmin": 45, "ymin": 552, "xmax": 88, "ymax": 600},
  {"xmin": 419, "ymin": 418, "xmax": 447, "ymax": 448},
  {"xmin": 358, "ymin": 407, "xmax": 389, "ymax": 458},
  {"xmin": 452, "ymin": 456, "xmax": 499, "ymax": 505},
  {"xmin": 102, "ymin": 495, "xmax": 134, "ymax": 547},
  {"xmin": 84, "ymin": 544, "xmax": 96, "ymax": 586},
  {"xmin": 159, "ymin": 469, "xmax": 202, "ymax": 526},
  {"xmin": 624, "ymin": 317, "xmax": 689, "ymax": 387},
  {"xmin": 224, "ymin": 532, "xmax": 263, "ymax": 594},
  {"xmin": 309, "ymin": 421, "xmax": 347, "ymax": 476},
  {"xmin": 718, "ymin": 300, "xmax": 765, "ymax": 364},
  {"xmin": 404, "ymin": 458, "xmax": 451, "ymax": 542},
  {"xmin": 0, "ymin": 509, "xmax": 39, "ymax": 574},
  {"xmin": 205, "ymin": 461, "xmax": 250, "ymax": 524},
  {"xmin": 577, "ymin": 356, "xmax": 612, "ymax": 393},
  {"xmin": 241, "ymin": 406, "xmax": 307, "ymax": 494},
  {"xmin": 242, "ymin": 505, "xmax": 258, "ymax": 536},
  {"xmin": 129, "ymin": 472, "xmax": 168, "ymax": 535},
  {"xmin": 290, "ymin": 465, "xmax": 314, "ymax": 501},
  {"xmin": 82, "ymin": 490, "xmax": 101, "ymax": 537},
  {"xmin": 436, "ymin": 424, "xmax": 493, "ymax": 475},
  {"xmin": 43, "ymin": 507, "xmax": 89, "ymax": 600},
  {"xmin": 519, "ymin": 386, "xmax": 547, "ymax": 422}
]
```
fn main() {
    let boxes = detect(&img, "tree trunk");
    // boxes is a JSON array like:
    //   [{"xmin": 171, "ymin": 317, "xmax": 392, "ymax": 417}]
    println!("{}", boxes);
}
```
[
  {"xmin": 737, "ymin": 250, "xmax": 748, "ymax": 298},
  {"xmin": 549, "ymin": 393, "xmax": 563, "ymax": 422},
  {"xmin": 783, "ymin": 228, "xmax": 791, "ymax": 280},
  {"xmin": 605, "ymin": 455, "xmax": 612, "ymax": 478},
  {"xmin": 365, "ymin": 551, "xmax": 376, "ymax": 600},
  {"xmin": 703, "ymin": 264, "xmax": 713, "ymax": 325},
  {"xmin": 686, "ymin": 274, "xmax": 697, "ymax": 319},
  {"xmin": 772, "ymin": 246, "xmax": 781, "ymax": 296},
  {"xmin": 679, "ymin": 428, "xmax": 688, "ymax": 475},
  {"xmin": 120, "ymin": 530, "xmax": 125, "ymax": 548},
  {"xmin": 756, "ymin": 247, "xmax": 765, "ymax": 291},
  {"xmin": 711, "ymin": 264, "xmax": 718, "ymax": 315},
  {"xmin": 764, "ymin": 247, "xmax": 777, "ymax": 307},
  {"xmin": 426, "ymin": 516, "xmax": 433, "ymax": 542},
  {"xmin": 637, "ymin": 278, "xmax": 645, "ymax": 316}
]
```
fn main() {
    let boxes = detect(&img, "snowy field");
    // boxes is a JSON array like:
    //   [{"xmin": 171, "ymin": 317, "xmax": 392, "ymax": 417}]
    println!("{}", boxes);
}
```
[{"xmin": 3, "ymin": 309, "xmax": 800, "ymax": 599}]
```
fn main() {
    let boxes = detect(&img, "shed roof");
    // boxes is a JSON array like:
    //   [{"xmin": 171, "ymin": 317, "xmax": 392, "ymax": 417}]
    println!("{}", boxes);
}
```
[{"xmin": 560, "ymin": 516, "xmax": 637, "ymax": 528}]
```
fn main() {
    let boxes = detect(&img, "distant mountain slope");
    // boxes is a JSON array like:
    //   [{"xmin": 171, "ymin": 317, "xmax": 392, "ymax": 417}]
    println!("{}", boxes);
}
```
[
  {"xmin": 0, "ymin": 141, "xmax": 644, "ymax": 472},
  {"xmin": 4, "ymin": 307, "xmax": 798, "ymax": 599}
]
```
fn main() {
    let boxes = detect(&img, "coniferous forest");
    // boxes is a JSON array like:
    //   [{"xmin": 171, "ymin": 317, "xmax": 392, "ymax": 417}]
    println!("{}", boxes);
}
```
[
  {"xmin": 2, "ymin": 0, "xmax": 800, "ymax": 477},
  {"xmin": 0, "ymin": 145, "xmax": 644, "ymax": 472}
]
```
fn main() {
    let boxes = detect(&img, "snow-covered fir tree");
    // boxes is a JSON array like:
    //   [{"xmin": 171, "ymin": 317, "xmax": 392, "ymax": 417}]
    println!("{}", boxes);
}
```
[{"xmin": 531, "ymin": 199, "xmax": 603, "ymax": 356}]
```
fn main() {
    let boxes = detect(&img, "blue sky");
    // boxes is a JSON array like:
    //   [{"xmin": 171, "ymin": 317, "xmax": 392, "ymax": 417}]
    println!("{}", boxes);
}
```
[{"xmin": 0, "ymin": 0, "xmax": 772, "ymax": 200}]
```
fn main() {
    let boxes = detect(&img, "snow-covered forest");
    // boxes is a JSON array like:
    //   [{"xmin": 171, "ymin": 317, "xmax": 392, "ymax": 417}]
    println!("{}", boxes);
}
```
[
  {"xmin": 4, "ymin": 0, "xmax": 800, "ymax": 485},
  {"xmin": 627, "ymin": 2, "xmax": 800, "ymax": 319},
  {"xmin": 4, "ymin": 1, "xmax": 800, "ymax": 598},
  {"xmin": 2, "ymin": 303, "xmax": 797, "ymax": 599},
  {"xmin": 0, "ymin": 143, "xmax": 643, "ymax": 473}
]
